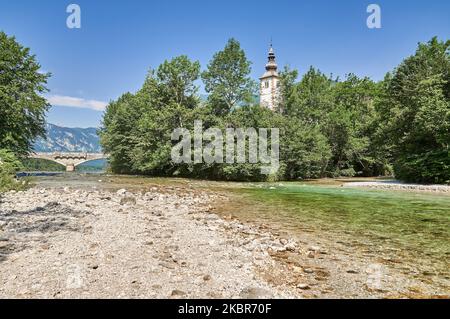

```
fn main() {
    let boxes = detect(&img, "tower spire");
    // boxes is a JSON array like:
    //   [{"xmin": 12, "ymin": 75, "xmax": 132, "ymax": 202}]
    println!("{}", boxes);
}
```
[
  {"xmin": 266, "ymin": 42, "xmax": 277, "ymax": 71},
  {"xmin": 260, "ymin": 41, "xmax": 281, "ymax": 111}
]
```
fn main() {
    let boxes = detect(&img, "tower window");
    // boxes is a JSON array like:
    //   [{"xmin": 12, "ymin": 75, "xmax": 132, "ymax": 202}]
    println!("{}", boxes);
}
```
[{"xmin": 264, "ymin": 81, "xmax": 269, "ymax": 88}]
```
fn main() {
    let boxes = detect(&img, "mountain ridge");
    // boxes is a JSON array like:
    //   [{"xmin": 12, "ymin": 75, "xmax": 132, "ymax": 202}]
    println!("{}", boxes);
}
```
[{"xmin": 33, "ymin": 123, "xmax": 102, "ymax": 153}]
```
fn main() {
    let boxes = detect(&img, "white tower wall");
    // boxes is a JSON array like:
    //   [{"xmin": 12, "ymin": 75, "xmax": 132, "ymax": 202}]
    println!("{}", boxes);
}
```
[{"xmin": 260, "ymin": 45, "xmax": 281, "ymax": 111}]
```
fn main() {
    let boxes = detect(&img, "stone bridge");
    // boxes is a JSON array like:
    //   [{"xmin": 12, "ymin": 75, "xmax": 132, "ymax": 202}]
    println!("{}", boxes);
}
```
[{"xmin": 30, "ymin": 152, "xmax": 108, "ymax": 172}]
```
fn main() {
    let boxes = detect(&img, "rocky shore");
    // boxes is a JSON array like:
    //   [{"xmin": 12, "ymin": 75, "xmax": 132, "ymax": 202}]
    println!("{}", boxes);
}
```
[
  {"xmin": 0, "ymin": 186, "xmax": 302, "ymax": 298},
  {"xmin": 343, "ymin": 181, "xmax": 450, "ymax": 193},
  {"xmin": 1, "ymin": 185, "xmax": 447, "ymax": 299}
]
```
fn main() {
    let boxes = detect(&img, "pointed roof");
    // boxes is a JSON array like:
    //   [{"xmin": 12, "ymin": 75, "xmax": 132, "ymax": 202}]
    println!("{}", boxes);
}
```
[{"xmin": 260, "ymin": 43, "xmax": 279, "ymax": 79}]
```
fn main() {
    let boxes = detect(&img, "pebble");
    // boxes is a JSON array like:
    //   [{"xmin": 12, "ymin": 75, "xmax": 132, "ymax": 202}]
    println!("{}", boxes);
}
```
[
  {"xmin": 120, "ymin": 196, "xmax": 137, "ymax": 206},
  {"xmin": 240, "ymin": 287, "xmax": 272, "ymax": 299},
  {"xmin": 116, "ymin": 189, "xmax": 127, "ymax": 195},
  {"xmin": 159, "ymin": 262, "xmax": 175, "ymax": 270},
  {"xmin": 297, "ymin": 284, "xmax": 310, "ymax": 290},
  {"xmin": 171, "ymin": 289, "xmax": 186, "ymax": 297},
  {"xmin": 284, "ymin": 243, "xmax": 297, "ymax": 252}
]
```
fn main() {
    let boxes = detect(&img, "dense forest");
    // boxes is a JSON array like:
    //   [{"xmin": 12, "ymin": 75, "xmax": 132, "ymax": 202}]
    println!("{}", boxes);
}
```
[
  {"xmin": 100, "ymin": 37, "xmax": 450, "ymax": 184},
  {"xmin": 0, "ymin": 32, "xmax": 449, "ymax": 189}
]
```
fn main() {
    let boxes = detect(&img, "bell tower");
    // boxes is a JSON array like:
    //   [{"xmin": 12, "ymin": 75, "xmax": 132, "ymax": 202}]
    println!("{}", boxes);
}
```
[{"xmin": 260, "ymin": 44, "xmax": 280, "ymax": 110}]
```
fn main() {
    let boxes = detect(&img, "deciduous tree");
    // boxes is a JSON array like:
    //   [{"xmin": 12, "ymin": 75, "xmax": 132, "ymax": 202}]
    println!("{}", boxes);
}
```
[{"xmin": 0, "ymin": 32, "xmax": 50, "ymax": 155}]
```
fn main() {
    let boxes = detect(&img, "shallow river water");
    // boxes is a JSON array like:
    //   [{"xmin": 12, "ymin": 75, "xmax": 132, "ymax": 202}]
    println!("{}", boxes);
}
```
[{"xmin": 218, "ymin": 183, "xmax": 450, "ymax": 291}]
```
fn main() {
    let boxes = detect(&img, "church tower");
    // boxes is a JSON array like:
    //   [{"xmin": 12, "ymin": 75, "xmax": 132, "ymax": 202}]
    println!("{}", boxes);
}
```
[{"xmin": 260, "ymin": 44, "xmax": 280, "ymax": 110}]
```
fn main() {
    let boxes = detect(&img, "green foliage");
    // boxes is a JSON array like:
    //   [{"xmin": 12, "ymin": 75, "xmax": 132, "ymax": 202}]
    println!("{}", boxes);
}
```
[
  {"xmin": 284, "ymin": 66, "xmax": 335, "ymax": 123},
  {"xmin": 278, "ymin": 66, "xmax": 298, "ymax": 113},
  {"xmin": 156, "ymin": 55, "xmax": 201, "ymax": 108},
  {"xmin": 21, "ymin": 158, "xmax": 65, "ymax": 172},
  {"xmin": 0, "ymin": 31, "xmax": 50, "ymax": 156},
  {"xmin": 326, "ymin": 75, "xmax": 382, "ymax": 176},
  {"xmin": 281, "ymin": 66, "xmax": 384, "ymax": 177},
  {"xmin": 394, "ymin": 150, "xmax": 450, "ymax": 184},
  {"xmin": 0, "ymin": 149, "xmax": 25, "ymax": 192},
  {"xmin": 201, "ymin": 38, "xmax": 256, "ymax": 115},
  {"xmin": 219, "ymin": 105, "xmax": 284, "ymax": 181},
  {"xmin": 281, "ymin": 118, "xmax": 331, "ymax": 179},
  {"xmin": 101, "ymin": 92, "xmax": 143, "ymax": 173},
  {"xmin": 0, "ymin": 32, "xmax": 47, "ymax": 190},
  {"xmin": 101, "ymin": 37, "xmax": 449, "ymax": 184},
  {"xmin": 377, "ymin": 37, "xmax": 450, "ymax": 183},
  {"xmin": 100, "ymin": 55, "xmax": 202, "ymax": 175}
]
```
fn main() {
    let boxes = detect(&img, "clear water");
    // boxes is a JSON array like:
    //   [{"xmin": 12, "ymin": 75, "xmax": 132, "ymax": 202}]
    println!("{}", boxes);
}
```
[{"xmin": 218, "ymin": 183, "xmax": 450, "ymax": 284}]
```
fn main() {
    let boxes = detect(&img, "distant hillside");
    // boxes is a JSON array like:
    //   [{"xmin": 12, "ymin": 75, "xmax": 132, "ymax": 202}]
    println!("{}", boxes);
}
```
[{"xmin": 33, "ymin": 123, "xmax": 102, "ymax": 153}]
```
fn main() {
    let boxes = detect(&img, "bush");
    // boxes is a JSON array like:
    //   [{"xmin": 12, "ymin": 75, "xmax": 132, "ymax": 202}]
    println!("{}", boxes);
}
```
[
  {"xmin": 394, "ymin": 150, "xmax": 450, "ymax": 184},
  {"xmin": 0, "ymin": 149, "xmax": 27, "ymax": 192}
]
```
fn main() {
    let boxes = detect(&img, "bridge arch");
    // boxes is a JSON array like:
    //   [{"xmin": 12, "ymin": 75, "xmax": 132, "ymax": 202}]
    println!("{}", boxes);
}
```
[
  {"xmin": 74, "ymin": 157, "xmax": 108, "ymax": 167},
  {"xmin": 29, "ymin": 152, "xmax": 108, "ymax": 172}
]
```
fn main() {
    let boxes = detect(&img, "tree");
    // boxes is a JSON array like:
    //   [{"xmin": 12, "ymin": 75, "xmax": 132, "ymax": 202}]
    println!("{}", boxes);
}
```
[
  {"xmin": 202, "ymin": 38, "xmax": 256, "ymax": 115},
  {"xmin": 156, "ymin": 55, "xmax": 200, "ymax": 108},
  {"xmin": 377, "ymin": 37, "xmax": 450, "ymax": 183},
  {"xmin": 278, "ymin": 65, "xmax": 298, "ymax": 114},
  {"xmin": 130, "ymin": 56, "xmax": 201, "ymax": 174},
  {"xmin": 100, "ymin": 92, "xmax": 140, "ymax": 173},
  {"xmin": 100, "ymin": 37, "xmax": 449, "ymax": 184},
  {"xmin": 0, "ymin": 32, "xmax": 50, "ymax": 156},
  {"xmin": 278, "ymin": 66, "xmax": 384, "ymax": 177},
  {"xmin": 281, "ymin": 118, "xmax": 331, "ymax": 179},
  {"xmin": 325, "ymin": 74, "xmax": 380, "ymax": 176},
  {"xmin": 100, "ymin": 56, "xmax": 202, "ymax": 175},
  {"xmin": 283, "ymin": 67, "xmax": 336, "ymax": 127}
]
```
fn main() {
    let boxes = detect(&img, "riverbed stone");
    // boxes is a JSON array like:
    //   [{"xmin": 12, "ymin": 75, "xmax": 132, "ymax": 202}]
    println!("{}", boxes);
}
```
[
  {"xmin": 120, "ymin": 196, "xmax": 136, "ymax": 206},
  {"xmin": 297, "ymin": 284, "xmax": 310, "ymax": 290},
  {"xmin": 116, "ymin": 189, "xmax": 127, "ymax": 195},
  {"xmin": 171, "ymin": 289, "xmax": 186, "ymax": 297},
  {"xmin": 239, "ymin": 287, "xmax": 273, "ymax": 299}
]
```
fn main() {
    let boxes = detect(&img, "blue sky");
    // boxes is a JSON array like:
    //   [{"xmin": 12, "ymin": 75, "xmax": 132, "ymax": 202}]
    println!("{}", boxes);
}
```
[{"xmin": 1, "ymin": 0, "xmax": 449, "ymax": 128}]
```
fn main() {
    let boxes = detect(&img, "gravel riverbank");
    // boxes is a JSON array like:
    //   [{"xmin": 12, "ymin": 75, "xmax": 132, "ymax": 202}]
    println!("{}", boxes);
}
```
[
  {"xmin": 0, "ymin": 186, "xmax": 300, "ymax": 299},
  {"xmin": 0, "ymin": 184, "xmax": 447, "ymax": 299},
  {"xmin": 343, "ymin": 181, "xmax": 450, "ymax": 193}
]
